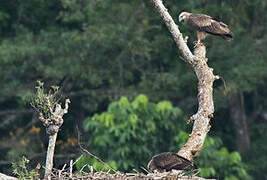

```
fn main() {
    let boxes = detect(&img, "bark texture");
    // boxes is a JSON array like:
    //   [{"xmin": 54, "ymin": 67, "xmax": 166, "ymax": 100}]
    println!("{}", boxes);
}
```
[
  {"xmin": 42, "ymin": 99, "xmax": 70, "ymax": 179},
  {"xmin": 151, "ymin": 0, "xmax": 218, "ymax": 161},
  {"xmin": 0, "ymin": 173, "xmax": 17, "ymax": 180},
  {"xmin": 44, "ymin": 133, "xmax": 58, "ymax": 179},
  {"xmin": 228, "ymin": 92, "xmax": 250, "ymax": 152}
]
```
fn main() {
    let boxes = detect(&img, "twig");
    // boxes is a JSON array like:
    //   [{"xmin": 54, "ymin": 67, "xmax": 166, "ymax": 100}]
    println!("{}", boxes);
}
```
[
  {"xmin": 79, "ymin": 164, "xmax": 88, "ymax": 173},
  {"xmin": 140, "ymin": 166, "xmax": 150, "ymax": 173},
  {"xmin": 69, "ymin": 160, "xmax": 73, "ymax": 178},
  {"xmin": 88, "ymin": 165, "xmax": 94, "ymax": 173},
  {"xmin": 76, "ymin": 126, "xmax": 117, "ymax": 173},
  {"xmin": 58, "ymin": 164, "xmax": 67, "ymax": 178}
]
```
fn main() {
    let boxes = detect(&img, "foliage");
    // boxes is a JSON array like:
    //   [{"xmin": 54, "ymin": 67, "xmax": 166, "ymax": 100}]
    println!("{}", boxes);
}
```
[
  {"xmin": 75, "ymin": 155, "xmax": 117, "ymax": 172},
  {"xmin": 12, "ymin": 156, "xmax": 39, "ymax": 180},
  {"xmin": 197, "ymin": 137, "xmax": 251, "ymax": 180},
  {"xmin": 31, "ymin": 81, "xmax": 60, "ymax": 119},
  {"xmin": 83, "ymin": 94, "xmax": 184, "ymax": 171}
]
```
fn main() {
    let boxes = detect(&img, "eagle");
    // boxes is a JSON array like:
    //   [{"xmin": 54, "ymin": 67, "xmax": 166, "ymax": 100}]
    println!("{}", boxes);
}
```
[
  {"xmin": 147, "ymin": 152, "xmax": 197, "ymax": 172},
  {"xmin": 178, "ymin": 12, "xmax": 233, "ymax": 44}
]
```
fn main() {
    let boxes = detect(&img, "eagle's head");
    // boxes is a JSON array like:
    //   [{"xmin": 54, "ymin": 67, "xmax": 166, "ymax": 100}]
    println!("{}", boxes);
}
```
[{"xmin": 179, "ymin": 12, "xmax": 191, "ymax": 22}]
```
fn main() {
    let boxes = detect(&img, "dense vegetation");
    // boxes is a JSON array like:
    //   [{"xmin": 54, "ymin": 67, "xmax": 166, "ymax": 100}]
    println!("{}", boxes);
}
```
[{"xmin": 0, "ymin": 0, "xmax": 266, "ymax": 179}]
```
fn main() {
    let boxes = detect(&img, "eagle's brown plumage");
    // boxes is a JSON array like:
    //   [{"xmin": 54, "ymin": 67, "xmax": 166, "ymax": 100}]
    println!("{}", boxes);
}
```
[
  {"xmin": 147, "ymin": 152, "xmax": 197, "ymax": 172},
  {"xmin": 179, "ymin": 12, "xmax": 233, "ymax": 43}
]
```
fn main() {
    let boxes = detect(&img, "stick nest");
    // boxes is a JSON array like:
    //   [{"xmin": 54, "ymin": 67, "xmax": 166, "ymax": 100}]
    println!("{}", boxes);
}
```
[{"xmin": 49, "ymin": 168, "xmax": 210, "ymax": 180}]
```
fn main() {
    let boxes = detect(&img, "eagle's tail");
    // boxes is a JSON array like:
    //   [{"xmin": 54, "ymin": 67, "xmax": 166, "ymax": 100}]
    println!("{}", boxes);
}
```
[{"xmin": 222, "ymin": 33, "xmax": 233, "ymax": 41}]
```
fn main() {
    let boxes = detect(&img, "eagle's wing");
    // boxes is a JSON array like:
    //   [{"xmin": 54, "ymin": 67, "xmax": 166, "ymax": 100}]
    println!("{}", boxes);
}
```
[
  {"xmin": 188, "ymin": 14, "xmax": 232, "ymax": 39},
  {"xmin": 151, "ymin": 152, "xmax": 177, "ymax": 169},
  {"xmin": 187, "ymin": 14, "xmax": 213, "ymax": 29},
  {"xmin": 202, "ymin": 19, "xmax": 231, "ymax": 35},
  {"xmin": 150, "ymin": 152, "xmax": 196, "ymax": 171},
  {"xmin": 169, "ymin": 153, "xmax": 197, "ymax": 170}
]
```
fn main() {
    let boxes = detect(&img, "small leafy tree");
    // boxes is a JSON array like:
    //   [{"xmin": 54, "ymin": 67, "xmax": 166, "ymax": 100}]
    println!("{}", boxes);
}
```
[
  {"xmin": 82, "ymin": 94, "xmax": 184, "ymax": 171},
  {"xmin": 12, "ymin": 156, "xmax": 40, "ymax": 180},
  {"xmin": 31, "ymin": 81, "xmax": 70, "ymax": 179},
  {"xmin": 195, "ymin": 137, "xmax": 250, "ymax": 179}
]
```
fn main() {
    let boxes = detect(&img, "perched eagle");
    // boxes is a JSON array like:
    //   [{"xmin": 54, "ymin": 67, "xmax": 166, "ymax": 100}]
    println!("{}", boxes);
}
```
[
  {"xmin": 178, "ymin": 12, "xmax": 233, "ymax": 43},
  {"xmin": 147, "ymin": 152, "xmax": 197, "ymax": 172}
]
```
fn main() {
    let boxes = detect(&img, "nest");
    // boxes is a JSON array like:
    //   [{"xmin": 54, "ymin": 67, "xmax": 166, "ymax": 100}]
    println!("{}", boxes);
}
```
[{"xmin": 49, "ymin": 166, "xmax": 212, "ymax": 180}]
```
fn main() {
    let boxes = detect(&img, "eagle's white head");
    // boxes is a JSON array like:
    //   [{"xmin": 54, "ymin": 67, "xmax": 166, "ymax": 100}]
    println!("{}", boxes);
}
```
[{"xmin": 179, "ymin": 12, "xmax": 191, "ymax": 22}]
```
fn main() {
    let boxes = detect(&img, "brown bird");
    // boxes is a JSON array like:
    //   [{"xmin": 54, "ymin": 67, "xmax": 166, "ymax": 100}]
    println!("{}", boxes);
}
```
[
  {"xmin": 147, "ymin": 152, "xmax": 197, "ymax": 172},
  {"xmin": 178, "ymin": 12, "xmax": 233, "ymax": 44}
]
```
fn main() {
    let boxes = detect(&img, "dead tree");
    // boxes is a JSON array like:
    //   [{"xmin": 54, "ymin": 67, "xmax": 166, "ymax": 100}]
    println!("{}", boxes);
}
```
[
  {"xmin": 31, "ymin": 82, "xmax": 70, "ymax": 179},
  {"xmin": 151, "ymin": 0, "xmax": 219, "ymax": 161}
]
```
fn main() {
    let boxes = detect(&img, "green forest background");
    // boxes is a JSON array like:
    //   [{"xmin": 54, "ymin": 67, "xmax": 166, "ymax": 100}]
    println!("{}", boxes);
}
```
[{"xmin": 0, "ymin": 0, "xmax": 267, "ymax": 179}]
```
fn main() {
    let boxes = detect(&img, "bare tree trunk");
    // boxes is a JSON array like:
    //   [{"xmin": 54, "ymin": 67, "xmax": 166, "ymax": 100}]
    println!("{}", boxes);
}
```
[
  {"xmin": 41, "ymin": 99, "xmax": 70, "ymax": 179},
  {"xmin": 44, "ymin": 133, "xmax": 58, "ymax": 179},
  {"xmin": 228, "ymin": 92, "xmax": 250, "ymax": 152},
  {"xmin": 150, "ymin": 0, "xmax": 219, "ymax": 161}
]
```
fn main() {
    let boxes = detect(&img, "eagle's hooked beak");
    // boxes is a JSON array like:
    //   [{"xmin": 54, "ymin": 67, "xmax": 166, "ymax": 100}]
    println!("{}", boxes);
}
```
[{"xmin": 179, "ymin": 15, "xmax": 184, "ymax": 22}]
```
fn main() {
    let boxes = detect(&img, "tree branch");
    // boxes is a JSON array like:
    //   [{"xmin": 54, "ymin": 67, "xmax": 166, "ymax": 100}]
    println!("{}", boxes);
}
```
[
  {"xmin": 151, "ymin": 0, "xmax": 219, "ymax": 161},
  {"xmin": 151, "ymin": 0, "xmax": 194, "ymax": 64},
  {"xmin": 0, "ymin": 173, "xmax": 17, "ymax": 180}
]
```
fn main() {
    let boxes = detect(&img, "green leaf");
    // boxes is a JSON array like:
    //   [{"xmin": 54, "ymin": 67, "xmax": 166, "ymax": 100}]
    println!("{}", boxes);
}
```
[
  {"xmin": 156, "ymin": 101, "xmax": 173, "ymax": 114},
  {"xmin": 129, "ymin": 114, "xmax": 138, "ymax": 124},
  {"xmin": 132, "ymin": 94, "xmax": 148, "ymax": 109}
]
